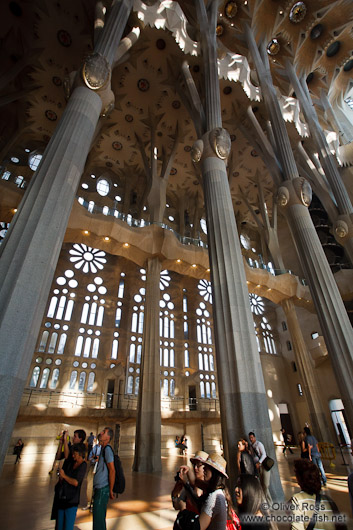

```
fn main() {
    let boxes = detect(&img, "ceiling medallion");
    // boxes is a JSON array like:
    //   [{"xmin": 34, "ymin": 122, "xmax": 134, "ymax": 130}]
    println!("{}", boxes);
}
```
[
  {"xmin": 184, "ymin": 145, "xmax": 191, "ymax": 152},
  {"xmin": 172, "ymin": 100, "xmax": 181, "ymax": 109},
  {"xmin": 45, "ymin": 109, "xmax": 57, "ymax": 121},
  {"xmin": 112, "ymin": 141, "xmax": 123, "ymax": 151},
  {"xmin": 289, "ymin": 2, "xmax": 307, "ymax": 24},
  {"xmin": 225, "ymin": 1, "xmax": 237, "ymax": 19},
  {"xmin": 125, "ymin": 114, "xmax": 133, "ymax": 122},
  {"xmin": 137, "ymin": 78, "xmax": 150, "ymax": 92},
  {"xmin": 267, "ymin": 38, "xmax": 280, "ymax": 56},
  {"xmin": 82, "ymin": 53, "xmax": 110, "ymax": 90},
  {"xmin": 52, "ymin": 76, "xmax": 62, "ymax": 86},
  {"xmin": 57, "ymin": 29, "xmax": 72, "ymax": 47},
  {"xmin": 216, "ymin": 24, "xmax": 224, "ymax": 37}
]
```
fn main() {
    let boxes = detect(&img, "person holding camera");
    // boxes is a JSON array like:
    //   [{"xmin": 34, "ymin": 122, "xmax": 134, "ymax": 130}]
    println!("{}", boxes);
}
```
[
  {"xmin": 51, "ymin": 443, "xmax": 87, "ymax": 530},
  {"xmin": 171, "ymin": 451, "xmax": 209, "ymax": 513}
]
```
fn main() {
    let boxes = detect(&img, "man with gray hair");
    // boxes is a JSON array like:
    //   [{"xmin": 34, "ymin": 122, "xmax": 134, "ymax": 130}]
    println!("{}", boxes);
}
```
[{"xmin": 92, "ymin": 427, "xmax": 115, "ymax": 530}]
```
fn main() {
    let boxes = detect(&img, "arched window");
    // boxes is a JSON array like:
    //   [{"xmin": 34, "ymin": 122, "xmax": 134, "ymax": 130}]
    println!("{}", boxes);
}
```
[
  {"xmin": 47, "ymin": 297, "xmax": 58, "ymax": 318},
  {"xmin": 40, "ymin": 368, "xmax": 50, "ymax": 389},
  {"xmin": 96, "ymin": 306, "xmax": 104, "ymax": 326},
  {"xmin": 69, "ymin": 371, "xmax": 78, "ymax": 390},
  {"xmin": 92, "ymin": 338, "xmax": 99, "ymax": 358},
  {"xmin": 49, "ymin": 368, "xmax": 60, "ymax": 389},
  {"xmin": 129, "ymin": 344, "xmax": 135, "ymax": 363},
  {"xmin": 184, "ymin": 345, "xmax": 189, "ymax": 368},
  {"xmin": 162, "ymin": 379, "xmax": 169, "ymax": 396},
  {"xmin": 39, "ymin": 331, "xmax": 49, "ymax": 352},
  {"xmin": 200, "ymin": 381, "xmax": 205, "ymax": 398},
  {"xmin": 64, "ymin": 300, "xmax": 74, "ymax": 321},
  {"xmin": 30, "ymin": 366, "xmax": 40, "ymax": 387},
  {"xmin": 134, "ymin": 377, "xmax": 140, "ymax": 395},
  {"xmin": 136, "ymin": 345, "xmax": 142, "ymax": 364},
  {"xmin": 87, "ymin": 372, "xmax": 95, "ymax": 392},
  {"xmin": 111, "ymin": 340, "xmax": 119, "ymax": 359},
  {"xmin": 48, "ymin": 333, "xmax": 58, "ymax": 353},
  {"xmin": 170, "ymin": 379, "xmax": 175, "ymax": 396},
  {"xmin": 127, "ymin": 375, "xmax": 133, "ymax": 394},
  {"xmin": 89, "ymin": 303, "xmax": 97, "ymax": 326},
  {"xmin": 78, "ymin": 372, "xmax": 86, "ymax": 391},
  {"xmin": 75, "ymin": 336, "xmax": 83, "ymax": 356},
  {"xmin": 211, "ymin": 382, "xmax": 216, "ymax": 398},
  {"xmin": 57, "ymin": 334, "xmax": 67, "ymax": 354},
  {"xmin": 115, "ymin": 307, "xmax": 122, "ymax": 327},
  {"xmin": 118, "ymin": 279, "xmax": 124, "ymax": 298},
  {"xmin": 56, "ymin": 296, "xmax": 67, "ymax": 320},
  {"xmin": 83, "ymin": 338, "xmax": 91, "ymax": 357},
  {"xmin": 198, "ymin": 353, "xmax": 203, "ymax": 370},
  {"xmin": 205, "ymin": 382, "xmax": 211, "ymax": 399},
  {"xmin": 81, "ymin": 304, "xmax": 89, "ymax": 324}
]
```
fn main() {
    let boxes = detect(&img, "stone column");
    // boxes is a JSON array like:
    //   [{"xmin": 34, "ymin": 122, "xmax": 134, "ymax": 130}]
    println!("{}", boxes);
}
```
[
  {"xmin": 281, "ymin": 299, "xmax": 333, "ymax": 442},
  {"xmin": 133, "ymin": 257, "xmax": 162, "ymax": 472},
  {"xmin": 285, "ymin": 61, "xmax": 353, "ymax": 264},
  {"xmin": 0, "ymin": 0, "xmax": 133, "ymax": 471},
  {"xmin": 192, "ymin": 0, "xmax": 283, "ymax": 500},
  {"xmin": 245, "ymin": 26, "xmax": 353, "ymax": 435}
]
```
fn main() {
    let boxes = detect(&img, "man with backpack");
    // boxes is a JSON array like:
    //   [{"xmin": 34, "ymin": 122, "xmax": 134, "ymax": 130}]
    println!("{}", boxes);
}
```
[{"xmin": 92, "ymin": 427, "xmax": 115, "ymax": 530}]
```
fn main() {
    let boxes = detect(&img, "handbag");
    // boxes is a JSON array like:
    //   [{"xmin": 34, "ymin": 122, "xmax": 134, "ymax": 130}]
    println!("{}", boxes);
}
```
[
  {"xmin": 173, "ymin": 509, "xmax": 200, "ymax": 530},
  {"xmin": 262, "ymin": 456, "xmax": 274, "ymax": 471}
]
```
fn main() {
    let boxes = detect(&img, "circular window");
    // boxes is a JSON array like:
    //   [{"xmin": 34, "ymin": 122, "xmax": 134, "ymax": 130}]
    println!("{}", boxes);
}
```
[
  {"xmin": 68, "ymin": 279, "xmax": 78, "ymax": 288},
  {"xmin": 98, "ymin": 286, "xmax": 107, "ymax": 295},
  {"xmin": 110, "ymin": 363, "xmax": 115, "ymax": 369},
  {"xmin": 54, "ymin": 324, "xmax": 60, "ymax": 329},
  {"xmin": 46, "ymin": 358, "xmax": 53, "ymax": 365},
  {"xmin": 65, "ymin": 270, "xmax": 75, "ymax": 278},
  {"xmin": 163, "ymin": 370, "xmax": 169, "ymax": 376},
  {"xmin": 73, "ymin": 361, "xmax": 79, "ymax": 367},
  {"xmin": 114, "ymin": 332, "xmax": 119, "ymax": 337},
  {"xmin": 91, "ymin": 363, "xmax": 96, "ymax": 369},
  {"xmin": 45, "ymin": 322, "xmax": 51, "ymax": 328},
  {"xmin": 56, "ymin": 277, "xmax": 66, "ymax": 285},
  {"xmin": 129, "ymin": 367, "xmax": 134, "ymax": 373},
  {"xmin": 36, "ymin": 357, "xmax": 43, "ymax": 363},
  {"xmin": 94, "ymin": 277, "xmax": 103, "ymax": 285},
  {"xmin": 53, "ymin": 289, "xmax": 60, "ymax": 294},
  {"xmin": 87, "ymin": 329, "xmax": 93, "ymax": 335},
  {"xmin": 82, "ymin": 362, "xmax": 88, "ymax": 368},
  {"xmin": 185, "ymin": 371, "xmax": 190, "ymax": 377},
  {"xmin": 97, "ymin": 179, "xmax": 110, "ymax": 196},
  {"xmin": 79, "ymin": 328, "xmax": 85, "ymax": 333},
  {"xmin": 62, "ymin": 325, "xmax": 68, "ymax": 331},
  {"xmin": 87, "ymin": 284, "xmax": 96, "ymax": 292},
  {"xmin": 55, "ymin": 359, "xmax": 62, "ymax": 365},
  {"xmin": 95, "ymin": 331, "xmax": 101, "ymax": 336},
  {"xmin": 200, "ymin": 374, "xmax": 204, "ymax": 379}
]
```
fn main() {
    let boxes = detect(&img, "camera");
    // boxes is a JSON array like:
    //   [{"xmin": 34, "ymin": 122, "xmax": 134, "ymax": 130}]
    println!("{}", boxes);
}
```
[{"xmin": 174, "ymin": 470, "xmax": 181, "ymax": 482}]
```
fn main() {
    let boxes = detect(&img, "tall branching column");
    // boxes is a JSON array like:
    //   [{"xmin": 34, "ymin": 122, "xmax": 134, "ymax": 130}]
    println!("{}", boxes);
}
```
[
  {"xmin": 192, "ymin": 0, "xmax": 283, "ymax": 499},
  {"xmin": 281, "ymin": 299, "xmax": 332, "ymax": 442},
  {"xmin": 0, "ymin": 0, "xmax": 133, "ymax": 472},
  {"xmin": 245, "ymin": 26, "xmax": 353, "ymax": 434},
  {"xmin": 286, "ymin": 61, "xmax": 353, "ymax": 264},
  {"xmin": 133, "ymin": 257, "xmax": 162, "ymax": 472}
]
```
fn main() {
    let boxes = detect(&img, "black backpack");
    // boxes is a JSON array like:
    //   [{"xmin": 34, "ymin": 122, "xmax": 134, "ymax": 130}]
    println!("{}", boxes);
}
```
[{"xmin": 103, "ymin": 445, "xmax": 125, "ymax": 495}]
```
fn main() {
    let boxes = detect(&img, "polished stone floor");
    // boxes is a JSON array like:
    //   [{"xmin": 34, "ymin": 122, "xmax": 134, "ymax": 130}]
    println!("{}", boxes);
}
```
[{"xmin": 1, "ymin": 446, "xmax": 352, "ymax": 530}]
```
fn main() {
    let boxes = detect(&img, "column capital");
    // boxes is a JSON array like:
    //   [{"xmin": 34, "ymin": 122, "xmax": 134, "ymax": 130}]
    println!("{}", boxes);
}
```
[
  {"xmin": 277, "ymin": 177, "xmax": 312, "ymax": 209},
  {"xmin": 333, "ymin": 214, "xmax": 353, "ymax": 242},
  {"xmin": 191, "ymin": 127, "xmax": 231, "ymax": 163}
]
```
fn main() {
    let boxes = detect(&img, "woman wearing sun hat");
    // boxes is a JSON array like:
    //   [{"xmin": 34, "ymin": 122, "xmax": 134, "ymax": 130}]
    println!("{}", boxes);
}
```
[
  {"xmin": 177, "ymin": 452, "xmax": 229, "ymax": 529},
  {"xmin": 172, "ymin": 451, "xmax": 209, "ymax": 513}
]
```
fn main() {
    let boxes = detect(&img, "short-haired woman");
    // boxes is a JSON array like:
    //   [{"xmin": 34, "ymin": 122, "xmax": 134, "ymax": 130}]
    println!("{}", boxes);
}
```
[{"xmin": 51, "ymin": 442, "xmax": 87, "ymax": 530}]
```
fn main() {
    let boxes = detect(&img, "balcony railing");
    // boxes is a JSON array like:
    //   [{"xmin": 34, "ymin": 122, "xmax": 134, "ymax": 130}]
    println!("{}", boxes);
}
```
[
  {"xmin": 77, "ymin": 197, "xmax": 208, "ymax": 249},
  {"xmin": 21, "ymin": 389, "xmax": 220, "ymax": 412}
]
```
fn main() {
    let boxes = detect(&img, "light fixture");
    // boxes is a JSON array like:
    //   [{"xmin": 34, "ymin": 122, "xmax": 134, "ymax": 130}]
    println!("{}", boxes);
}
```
[
  {"xmin": 104, "ymin": 236, "xmax": 110, "ymax": 241},
  {"xmin": 206, "ymin": 268, "xmax": 210, "ymax": 272},
  {"xmin": 192, "ymin": 264, "xmax": 197, "ymax": 268},
  {"xmin": 83, "ymin": 230, "xmax": 89, "ymax": 235},
  {"xmin": 176, "ymin": 259, "xmax": 181, "ymax": 263},
  {"xmin": 13, "ymin": 208, "xmax": 17, "ymax": 213},
  {"xmin": 123, "ymin": 242, "xmax": 129, "ymax": 247}
]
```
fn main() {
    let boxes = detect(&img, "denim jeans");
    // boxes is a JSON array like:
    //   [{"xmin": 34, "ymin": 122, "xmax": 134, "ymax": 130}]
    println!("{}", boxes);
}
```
[
  {"xmin": 57, "ymin": 506, "xmax": 78, "ymax": 530},
  {"xmin": 312, "ymin": 455, "xmax": 326, "ymax": 484},
  {"xmin": 93, "ymin": 485, "xmax": 110, "ymax": 530}
]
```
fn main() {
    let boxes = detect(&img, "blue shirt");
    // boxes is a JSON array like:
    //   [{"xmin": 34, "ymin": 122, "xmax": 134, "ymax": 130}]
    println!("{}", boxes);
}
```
[
  {"xmin": 93, "ymin": 444, "xmax": 114, "ymax": 489},
  {"xmin": 306, "ymin": 435, "xmax": 319, "ymax": 455}
]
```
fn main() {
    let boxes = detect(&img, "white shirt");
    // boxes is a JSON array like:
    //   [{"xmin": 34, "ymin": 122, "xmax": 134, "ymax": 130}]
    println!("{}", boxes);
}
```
[{"xmin": 251, "ymin": 440, "xmax": 266, "ymax": 464}]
